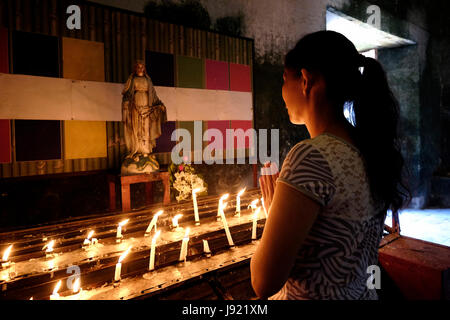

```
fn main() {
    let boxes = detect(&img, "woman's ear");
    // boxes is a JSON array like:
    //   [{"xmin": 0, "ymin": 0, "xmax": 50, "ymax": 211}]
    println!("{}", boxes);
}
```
[{"xmin": 300, "ymin": 69, "xmax": 314, "ymax": 97}]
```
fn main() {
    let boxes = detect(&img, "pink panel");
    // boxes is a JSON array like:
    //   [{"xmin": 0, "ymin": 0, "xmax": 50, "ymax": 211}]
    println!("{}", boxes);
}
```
[
  {"xmin": 230, "ymin": 63, "xmax": 251, "ymax": 92},
  {"xmin": 231, "ymin": 120, "xmax": 253, "ymax": 149},
  {"xmin": 205, "ymin": 59, "xmax": 229, "ymax": 90},
  {"xmin": 205, "ymin": 121, "xmax": 230, "ymax": 150},
  {"xmin": 0, "ymin": 120, "xmax": 11, "ymax": 163},
  {"xmin": 0, "ymin": 27, "xmax": 9, "ymax": 73}
]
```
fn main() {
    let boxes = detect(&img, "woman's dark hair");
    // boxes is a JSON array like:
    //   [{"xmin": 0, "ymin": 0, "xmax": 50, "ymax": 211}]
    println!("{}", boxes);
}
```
[{"xmin": 284, "ymin": 30, "xmax": 410, "ymax": 216}]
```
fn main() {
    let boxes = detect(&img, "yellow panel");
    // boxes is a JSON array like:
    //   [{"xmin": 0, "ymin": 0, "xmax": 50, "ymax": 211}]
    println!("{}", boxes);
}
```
[
  {"xmin": 62, "ymin": 37, "xmax": 105, "ymax": 82},
  {"xmin": 64, "ymin": 121, "xmax": 107, "ymax": 160}
]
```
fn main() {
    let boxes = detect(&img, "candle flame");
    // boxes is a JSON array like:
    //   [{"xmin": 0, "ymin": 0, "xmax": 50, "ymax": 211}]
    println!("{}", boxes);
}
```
[
  {"xmin": 152, "ymin": 230, "xmax": 161, "ymax": 243},
  {"xmin": 87, "ymin": 231, "xmax": 94, "ymax": 240},
  {"xmin": 192, "ymin": 188, "xmax": 201, "ymax": 194},
  {"xmin": 237, "ymin": 188, "xmax": 246, "ymax": 197},
  {"xmin": 221, "ymin": 202, "xmax": 228, "ymax": 211},
  {"xmin": 53, "ymin": 280, "xmax": 62, "ymax": 295},
  {"xmin": 2, "ymin": 245, "xmax": 12, "ymax": 261},
  {"xmin": 254, "ymin": 207, "xmax": 261, "ymax": 218},
  {"xmin": 30, "ymin": 297, "xmax": 33, "ymax": 300},
  {"xmin": 119, "ymin": 219, "xmax": 129, "ymax": 227},
  {"xmin": 73, "ymin": 278, "xmax": 80, "ymax": 293},
  {"xmin": 172, "ymin": 214, "xmax": 183, "ymax": 227},
  {"xmin": 220, "ymin": 193, "xmax": 229, "ymax": 202},
  {"xmin": 118, "ymin": 246, "xmax": 132, "ymax": 263},
  {"xmin": 184, "ymin": 228, "xmax": 190, "ymax": 239},
  {"xmin": 43, "ymin": 240, "xmax": 55, "ymax": 252}
]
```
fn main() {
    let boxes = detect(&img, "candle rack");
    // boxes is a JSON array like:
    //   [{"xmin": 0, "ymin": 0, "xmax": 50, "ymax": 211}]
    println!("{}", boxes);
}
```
[{"xmin": 0, "ymin": 188, "xmax": 265, "ymax": 300}]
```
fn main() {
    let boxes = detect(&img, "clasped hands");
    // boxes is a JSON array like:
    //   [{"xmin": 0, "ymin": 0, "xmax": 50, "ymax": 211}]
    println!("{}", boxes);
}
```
[{"xmin": 259, "ymin": 162, "xmax": 280, "ymax": 212}]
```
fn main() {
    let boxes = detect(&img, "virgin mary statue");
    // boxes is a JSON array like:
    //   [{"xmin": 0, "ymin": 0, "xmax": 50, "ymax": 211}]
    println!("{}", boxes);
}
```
[{"xmin": 121, "ymin": 60, "xmax": 167, "ymax": 175}]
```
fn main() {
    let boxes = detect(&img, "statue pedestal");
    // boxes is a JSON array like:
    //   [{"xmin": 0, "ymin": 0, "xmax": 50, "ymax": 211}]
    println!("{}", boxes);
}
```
[{"xmin": 119, "ymin": 172, "xmax": 171, "ymax": 212}]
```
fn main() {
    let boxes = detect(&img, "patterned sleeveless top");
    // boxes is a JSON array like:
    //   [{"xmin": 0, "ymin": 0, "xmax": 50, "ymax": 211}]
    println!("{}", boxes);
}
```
[{"xmin": 269, "ymin": 133, "xmax": 385, "ymax": 300}]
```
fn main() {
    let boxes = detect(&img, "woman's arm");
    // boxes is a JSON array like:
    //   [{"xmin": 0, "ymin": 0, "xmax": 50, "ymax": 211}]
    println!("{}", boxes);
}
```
[{"xmin": 250, "ymin": 181, "xmax": 321, "ymax": 299}]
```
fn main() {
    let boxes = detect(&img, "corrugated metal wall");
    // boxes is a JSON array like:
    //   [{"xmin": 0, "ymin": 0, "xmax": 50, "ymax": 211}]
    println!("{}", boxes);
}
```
[{"xmin": 0, "ymin": 0, "xmax": 254, "ymax": 178}]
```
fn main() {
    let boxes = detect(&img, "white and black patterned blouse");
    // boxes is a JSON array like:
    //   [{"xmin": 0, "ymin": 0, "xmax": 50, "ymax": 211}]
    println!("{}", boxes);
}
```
[{"xmin": 270, "ymin": 133, "xmax": 385, "ymax": 300}]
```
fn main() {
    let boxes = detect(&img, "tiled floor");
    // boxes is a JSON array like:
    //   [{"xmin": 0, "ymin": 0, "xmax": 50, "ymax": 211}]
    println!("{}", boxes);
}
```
[{"xmin": 385, "ymin": 209, "xmax": 450, "ymax": 247}]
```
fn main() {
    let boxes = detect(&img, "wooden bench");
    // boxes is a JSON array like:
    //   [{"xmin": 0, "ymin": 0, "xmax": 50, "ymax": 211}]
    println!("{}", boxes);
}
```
[{"xmin": 108, "ymin": 172, "xmax": 171, "ymax": 212}]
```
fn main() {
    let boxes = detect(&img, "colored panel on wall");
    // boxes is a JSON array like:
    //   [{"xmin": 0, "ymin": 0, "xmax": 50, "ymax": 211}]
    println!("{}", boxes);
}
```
[
  {"xmin": 0, "ymin": 28, "xmax": 8, "ymax": 73},
  {"xmin": 62, "ymin": 37, "xmax": 105, "ymax": 82},
  {"xmin": 204, "ymin": 121, "xmax": 230, "ymax": 150},
  {"xmin": 176, "ymin": 56, "xmax": 204, "ymax": 89},
  {"xmin": 146, "ymin": 51, "xmax": 175, "ymax": 87},
  {"xmin": 12, "ymin": 31, "xmax": 59, "ymax": 78},
  {"xmin": 231, "ymin": 120, "xmax": 253, "ymax": 149},
  {"xmin": 15, "ymin": 120, "xmax": 61, "ymax": 161},
  {"xmin": 0, "ymin": 120, "xmax": 11, "ymax": 163},
  {"xmin": 154, "ymin": 121, "xmax": 176, "ymax": 153},
  {"xmin": 64, "ymin": 121, "xmax": 107, "ymax": 160},
  {"xmin": 205, "ymin": 59, "xmax": 229, "ymax": 90},
  {"xmin": 230, "ymin": 63, "xmax": 251, "ymax": 92}
]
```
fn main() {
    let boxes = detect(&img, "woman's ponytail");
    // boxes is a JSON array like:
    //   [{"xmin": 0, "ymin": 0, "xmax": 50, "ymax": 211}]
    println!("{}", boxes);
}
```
[{"xmin": 353, "ymin": 56, "xmax": 411, "ymax": 215}]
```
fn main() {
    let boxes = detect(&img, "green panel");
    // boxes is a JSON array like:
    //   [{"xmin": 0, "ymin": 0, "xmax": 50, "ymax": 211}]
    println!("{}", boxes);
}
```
[{"xmin": 176, "ymin": 56, "xmax": 205, "ymax": 89}]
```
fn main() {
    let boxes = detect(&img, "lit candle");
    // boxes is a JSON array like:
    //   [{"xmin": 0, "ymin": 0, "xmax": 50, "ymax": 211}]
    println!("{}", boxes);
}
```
[
  {"xmin": 43, "ymin": 240, "xmax": 55, "ymax": 258},
  {"xmin": 65, "ymin": 278, "xmax": 82, "ymax": 300},
  {"xmin": 217, "ymin": 194, "xmax": 229, "ymax": 221},
  {"xmin": 192, "ymin": 188, "xmax": 201, "ymax": 226},
  {"xmin": 235, "ymin": 188, "xmax": 246, "ymax": 217},
  {"xmin": 114, "ymin": 246, "xmax": 132, "ymax": 282},
  {"xmin": 178, "ymin": 228, "xmax": 190, "ymax": 263},
  {"xmin": 149, "ymin": 230, "xmax": 161, "ymax": 271},
  {"xmin": 50, "ymin": 280, "xmax": 62, "ymax": 300},
  {"xmin": 145, "ymin": 210, "xmax": 163, "ymax": 236},
  {"xmin": 203, "ymin": 240, "xmax": 211, "ymax": 257},
  {"xmin": 261, "ymin": 197, "xmax": 268, "ymax": 218},
  {"xmin": 248, "ymin": 199, "xmax": 259, "ymax": 213},
  {"xmin": 172, "ymin": 214, "xmax": 183, "ymax": 230},
  {"xmin": 83, "ymin": 230, "xmax": 94, "ymax": 247},
  {"xmin": 116, "ymin": 219, "xmax": 129, "ymax": 243},
  {"xmin": 219, "ymin": 202, "xmax": 234, "ymax": 247},
  {"xmin": 252, "ymin": 207, "xmax": 261, "ymax": 240},
  {"xmin": 1, "ymin": 245, "xmax": 12, "ymax": 268}
]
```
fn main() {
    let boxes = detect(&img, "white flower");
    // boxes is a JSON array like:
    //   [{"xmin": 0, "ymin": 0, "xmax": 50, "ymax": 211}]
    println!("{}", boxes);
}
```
[{"xmin": 173, "ymin": 171, "xmax": 206, "ymax": 202}]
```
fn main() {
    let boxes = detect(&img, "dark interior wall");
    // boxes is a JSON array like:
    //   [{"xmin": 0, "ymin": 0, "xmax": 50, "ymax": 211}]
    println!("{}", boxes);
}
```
[{"xmin": 332, "ymin": 0, "xmax": 450, "ymax": 208}]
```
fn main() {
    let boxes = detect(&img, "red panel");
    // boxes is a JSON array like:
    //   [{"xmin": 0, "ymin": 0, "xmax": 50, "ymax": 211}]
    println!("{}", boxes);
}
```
[
  {"xmin": 0, "ymin": 120, "xmax": 11, "ymax": 163},
  {"xmin": 230, "ymin": 120, "xmax": 253, "ymax": 149},
  {"xmin": 205, "ymin": 59, "xmax": 229, "ymax": 90},
  {"xmin": 0, "ymin": 27, "xmax": 9, "ymax": 73},
  {"xmin": 230, "ymin": 63, "xmax": 251, "ymax": 92},
  {"xmin": 205, "ymin": 121, "xmax": 230, "ymax": 150}
]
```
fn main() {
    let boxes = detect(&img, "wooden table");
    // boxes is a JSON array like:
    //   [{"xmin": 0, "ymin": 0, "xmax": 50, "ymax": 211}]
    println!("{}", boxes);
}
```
[{"xmin": 113, "ymin": 172, "xmax": 171, "ymax": 212}]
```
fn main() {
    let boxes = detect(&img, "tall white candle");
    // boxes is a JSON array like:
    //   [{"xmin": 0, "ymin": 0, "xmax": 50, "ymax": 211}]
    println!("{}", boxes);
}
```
[
  {"xmin": 192, "ymin": 188, "xmax": 201, "ymax": 226},
  {"xmin": 114, "ymin": 263, "xmax": 122, "ymax": 282},
  {"xmin": 179, "ymin": 228, "xmax": 190, "ymax": 262},
  {"xmin": 145, "ymin": 211, "xmax": 163, "ymax": 236},
  {"xmin": 203, "ymin": 240, "xmax": 211, "ymax": 257},
  {"xmin": 217, "ymin": 194, "xmax": 229, "ymax": 221},
  {"xmin": 252, "ymin": 207, "xmax": 261, "ymax": 240},
  {"xmin": 116, "ymin": 219, "xmax": 129, "ymax": 242},
  {"xmin": 261, "ymin": 197, "xmax": 268, "ymax": 218},
  {"xmin": 219, "ymin": 202, "xmax": 234, "ymax": 247},
  {"xmin": 235, "ymin": 188, "xmax": 246, "ymax": 217},
  {"xmin": 114, "ymin": 246, "xmax": 132, "ymax": 282},
  {"xmin": 149, "ymin": 230, "xmax": 161, "ymax": 271}
]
